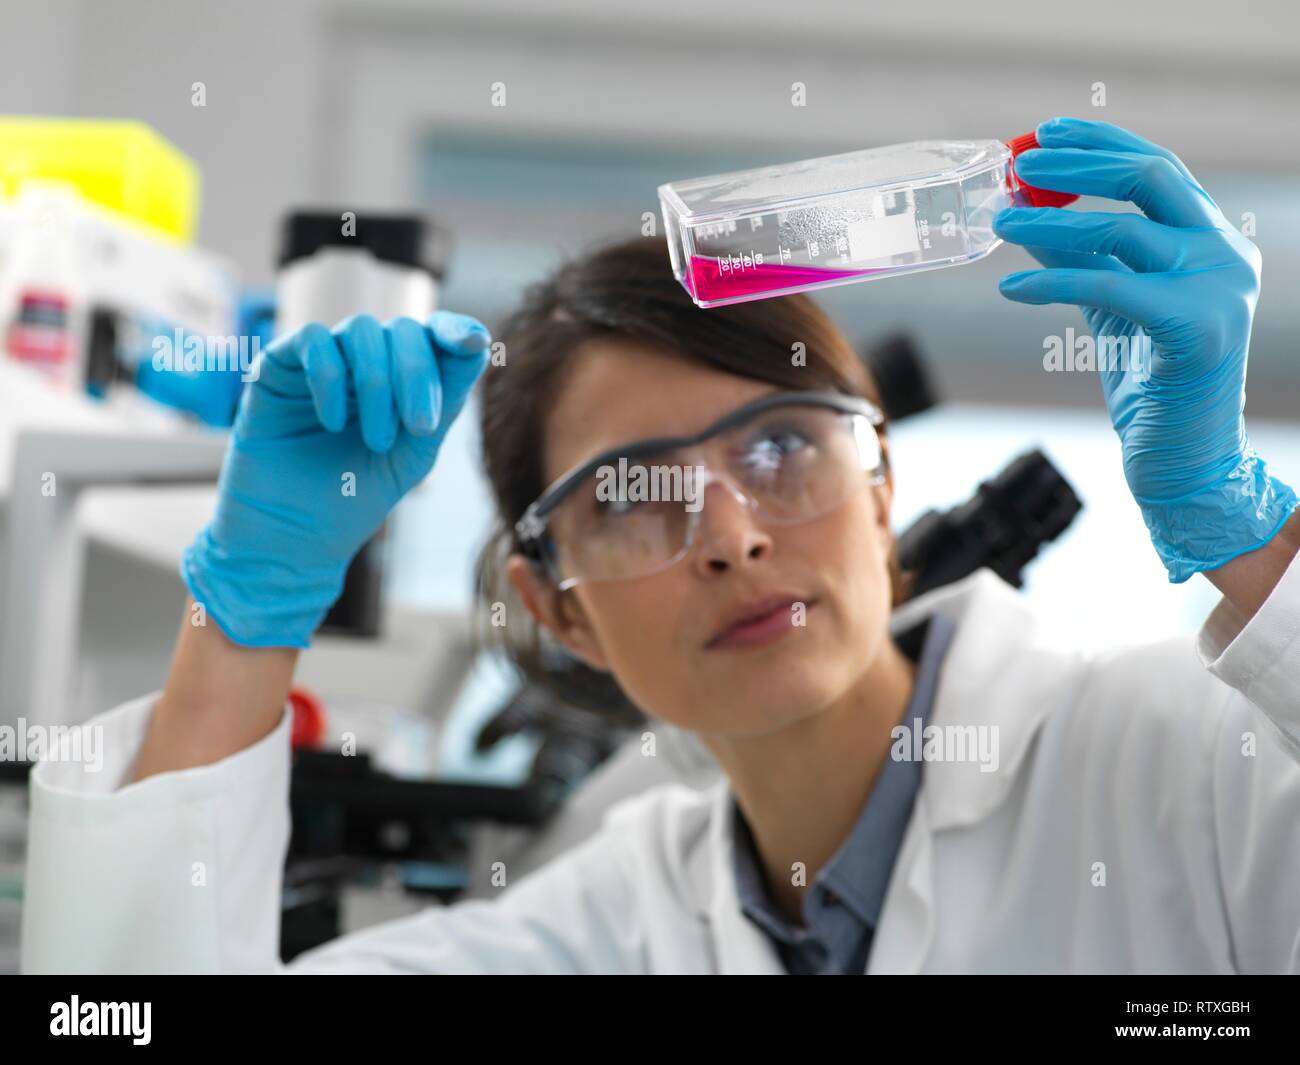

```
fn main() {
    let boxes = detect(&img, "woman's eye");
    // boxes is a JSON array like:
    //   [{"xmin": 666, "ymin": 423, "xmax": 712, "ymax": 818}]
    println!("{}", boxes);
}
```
[
  {"xmin": 597, "ymin": 496, "xmax": 640, "ymax": 517},
  {"xmin": 743, "ymin": 429, "xmax": 813, "ymax": 469}
]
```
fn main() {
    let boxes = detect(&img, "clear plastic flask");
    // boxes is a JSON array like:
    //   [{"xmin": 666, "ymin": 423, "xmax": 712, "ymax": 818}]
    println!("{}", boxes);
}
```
[{"xmin": 659, "ymin": 131, "xmax": 1075, "ymax": 308}]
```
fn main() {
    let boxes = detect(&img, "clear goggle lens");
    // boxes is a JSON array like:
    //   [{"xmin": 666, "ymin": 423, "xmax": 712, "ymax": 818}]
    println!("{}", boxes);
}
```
[{"xmin": 539, "ymin": 403, "xmax": 884, "ymax": 588}]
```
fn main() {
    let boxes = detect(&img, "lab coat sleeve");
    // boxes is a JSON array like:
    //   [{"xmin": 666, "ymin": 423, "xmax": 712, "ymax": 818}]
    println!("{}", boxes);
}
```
[
  {"xmin": 1194, "ymin": 545, "xmax": 1300, "ymax": 971},
  {"xmin": 285, "ymin": 822, "xmax": 646, "ymax": 974},
  {"xmin": 23, "ymin": 690, "xmax": 649, "ymax": 975},
  {"xmin": 22, "ymin": 690, "xmax": 294, "ymax": 974},
  {"xmin": 1196, "ymin": 543, "xmax": 1300, "ymax": 756}
]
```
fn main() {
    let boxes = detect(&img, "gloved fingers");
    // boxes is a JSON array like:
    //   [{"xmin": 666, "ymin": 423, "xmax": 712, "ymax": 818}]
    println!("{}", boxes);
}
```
[
  {"xmin": 423, "ymin": 311, "xmax": 491, "ymax": 441},
  {"xmin": 386, "ymin": 316, "xmax": 442, "ymax": 437},
  {"xmin": 425, "ymin": 310, "xmax": 491, "ymax": 359},
  {"xmin": 336, "ymin": 314, "xmax": 399, "ymax": 452},
  {"xmin": 296, "ymin": 322, "xmax": 349, "ymax": 432},
  {"xmin": 998, "ymin": 267, "xmax": 1164, "ymax": 328},
  {"xmin": 1032, "ymin": 116, "xmax": 1224, "ymax": 230},
  {"xmin": 256, "ymin": 322, "xmax": 328, "ymax": 401},
  {"xmin": 995, "ymin": 208, "xmax": 1198, "ymax": 273},
  {"xmin": 1019, "ymin": 243, "xmax": 1130, "ymax": 273},
  {"xmin": 1034, "ymin": 117, "xmax": 1209, "ymax": 198},
  {"xmin": 1014, "ymin": 246, "xmax": 1131, "ymax": 340},
  {"xmin": 1012, "ymin": 147, "xmax": 1222, "ymax": 231}
]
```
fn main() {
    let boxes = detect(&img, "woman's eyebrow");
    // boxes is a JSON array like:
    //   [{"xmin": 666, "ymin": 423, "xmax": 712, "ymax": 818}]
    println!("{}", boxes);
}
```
[
  {"xmin": 551, "ymin": 390, "xmax": 794, "ymax": 485},
  {"xmin": 570, "ymin": 430, "xmax": 691, "ymax": 472}
]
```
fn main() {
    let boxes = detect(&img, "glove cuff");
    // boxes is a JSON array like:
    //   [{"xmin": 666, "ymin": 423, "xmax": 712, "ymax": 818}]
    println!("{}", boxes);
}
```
[
  {"xmin": 179, "ymin": 527, "xmax": 349, "ymax": 649},
  {"xmin": 1137, "ymin": 450, "xmax": 1300, "ymax": 584}
]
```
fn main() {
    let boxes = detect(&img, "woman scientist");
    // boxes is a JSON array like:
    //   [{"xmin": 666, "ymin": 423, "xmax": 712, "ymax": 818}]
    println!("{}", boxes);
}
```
[{"xmin": 22, "ymin": 118, "xmax": 1300, "ymax": 974}]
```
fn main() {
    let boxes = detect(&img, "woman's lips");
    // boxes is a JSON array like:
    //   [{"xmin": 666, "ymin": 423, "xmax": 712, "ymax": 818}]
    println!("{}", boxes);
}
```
[{"xmin": 705, "ymin": 598, "xmax": 814, "ymax": 650}]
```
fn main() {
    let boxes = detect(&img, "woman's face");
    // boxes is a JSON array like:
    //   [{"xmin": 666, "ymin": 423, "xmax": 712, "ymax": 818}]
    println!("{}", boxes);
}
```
[{"xmin": 507, "ymin": 336, "xmax": 897, "ymax": 739}]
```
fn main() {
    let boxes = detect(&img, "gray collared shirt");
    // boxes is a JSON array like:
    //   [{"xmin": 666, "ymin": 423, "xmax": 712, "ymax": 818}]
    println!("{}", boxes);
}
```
[{"xmin": 730, "ymin": 613, "xmax": 957, "ymax": 975}]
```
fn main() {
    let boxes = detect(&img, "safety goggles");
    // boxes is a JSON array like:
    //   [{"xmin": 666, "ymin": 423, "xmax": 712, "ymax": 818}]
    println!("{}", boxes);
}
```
[{"xmin": 515, "ymin": 390, "xmax": 887, "ymax": 590}]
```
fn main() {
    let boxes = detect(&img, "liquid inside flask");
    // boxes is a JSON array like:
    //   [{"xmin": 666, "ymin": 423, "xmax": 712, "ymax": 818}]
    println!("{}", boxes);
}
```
[{"xmin": 658, "ymin": 132, "xmax": 1075, "ymax": 308}]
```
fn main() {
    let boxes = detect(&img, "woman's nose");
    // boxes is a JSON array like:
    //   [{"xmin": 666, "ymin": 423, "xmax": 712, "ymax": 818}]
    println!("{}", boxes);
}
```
[{"xmin": 691, "ymin": 477, "xmax": 774, "ymax": 575}]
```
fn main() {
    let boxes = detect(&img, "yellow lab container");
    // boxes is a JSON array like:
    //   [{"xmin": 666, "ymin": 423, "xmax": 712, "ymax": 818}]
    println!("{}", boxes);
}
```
[{"xmin": 0, "ymin": 117, "xmax": 199, "ymax": 241}]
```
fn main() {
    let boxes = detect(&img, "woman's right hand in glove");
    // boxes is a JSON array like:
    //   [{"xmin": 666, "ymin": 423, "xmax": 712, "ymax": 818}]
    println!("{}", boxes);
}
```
[{"xmin": 180, "ymin": 310, "xmax": 491, "ymax": 648}]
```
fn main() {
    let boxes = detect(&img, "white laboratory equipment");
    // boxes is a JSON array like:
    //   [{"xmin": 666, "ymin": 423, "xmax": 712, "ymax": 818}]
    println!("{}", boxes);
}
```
[{"xmin": 0, "ymin": 182, "xmax": 236, "ymax": 391}]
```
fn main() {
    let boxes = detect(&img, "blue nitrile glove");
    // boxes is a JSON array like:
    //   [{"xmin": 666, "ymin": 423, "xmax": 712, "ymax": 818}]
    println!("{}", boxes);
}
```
[
  {"xmin": 180, "ymin": 311, "xmax": 491, "ymax": 646},
  {"xmin": 993, "ymin": 116, "xmax": 1298, "ymax": 583},
  {"xmin": 135, "ymin": 343, "xmax": 246, "ymax": 427}
]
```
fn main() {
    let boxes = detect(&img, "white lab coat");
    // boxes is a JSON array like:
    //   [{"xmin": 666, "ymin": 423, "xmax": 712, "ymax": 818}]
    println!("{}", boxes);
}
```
[{"xmin": 20, "ymin": 554, "xmax": 1300, "ymax": 974}]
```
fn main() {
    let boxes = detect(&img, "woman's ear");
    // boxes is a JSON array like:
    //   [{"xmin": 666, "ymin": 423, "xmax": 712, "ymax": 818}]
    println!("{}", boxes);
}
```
[{"xmin": 505, "ymin": 554, "xmax": 613, "ymax": 672}]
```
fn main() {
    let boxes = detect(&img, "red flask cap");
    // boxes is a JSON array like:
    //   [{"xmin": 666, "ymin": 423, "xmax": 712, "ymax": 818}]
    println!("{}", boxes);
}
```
[{"xmin": 1006, "ymin": 131, "xmax": 1080, "ymax": 209}]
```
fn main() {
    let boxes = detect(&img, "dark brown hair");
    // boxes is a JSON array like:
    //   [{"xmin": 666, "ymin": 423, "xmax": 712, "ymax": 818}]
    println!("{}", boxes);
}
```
[{"xmin": 474, "ymin": 235, "xmax": 911, "ymax": 709}]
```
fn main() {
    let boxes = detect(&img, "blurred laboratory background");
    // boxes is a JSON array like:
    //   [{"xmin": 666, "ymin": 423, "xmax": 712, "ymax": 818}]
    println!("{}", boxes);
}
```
[{"xmin": 1, "ymin": 0, "xmax": 1297, "ymax": 968}]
